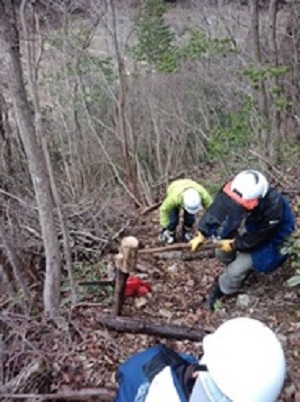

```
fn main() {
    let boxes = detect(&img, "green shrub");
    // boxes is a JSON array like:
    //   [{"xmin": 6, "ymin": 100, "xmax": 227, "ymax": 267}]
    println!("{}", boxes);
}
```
[
  {"xmin": 206, "ymin": 98, "xmax": 257, "ymax": 161},
  {"xmin": 282, "ymin": 230, "xmax": 300, "ymax": 287}
]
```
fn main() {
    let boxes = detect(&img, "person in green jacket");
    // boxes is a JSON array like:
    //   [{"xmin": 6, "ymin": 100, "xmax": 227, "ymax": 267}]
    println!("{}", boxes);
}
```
[{"xmin": 159, "ymin": 179, "xmax": 212, "ymax": 244}]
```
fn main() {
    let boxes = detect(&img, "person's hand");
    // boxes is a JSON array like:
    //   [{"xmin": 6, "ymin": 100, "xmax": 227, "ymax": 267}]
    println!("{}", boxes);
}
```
[
  {"xmin": 217, "ymin": 239, "xmax": 236, "ymax": 252},
  {"xmin": 189, "ymin": 231, "xmax": 206, "ymax": 251},
  {"xmin": 158, "ymin": 228, "xmax": 175, "ymax": 244}
]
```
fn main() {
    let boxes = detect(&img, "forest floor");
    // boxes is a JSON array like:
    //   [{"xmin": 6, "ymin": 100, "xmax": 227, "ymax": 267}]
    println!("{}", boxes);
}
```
[
  {"xmin": 2, "ymin": 176, "xmax": 297, "ymax": 401},
  {"xmin": 1, "ymin": 2, "xmax": 299, "ymax": 401},
  {"xmin": 50, "ymin": 201, "xmax": 300, "ymax": 402},
  {"xmin": 1, "ymin": 170, "xmax": 300, "ymax": 401},
  {"xmin": 1, "ymin": 165, "xmax": 300, "ymax": 402}
]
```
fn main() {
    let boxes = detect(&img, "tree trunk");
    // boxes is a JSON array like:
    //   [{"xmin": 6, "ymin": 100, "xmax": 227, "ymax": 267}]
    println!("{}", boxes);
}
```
[
  {"xmin": 110, "ymin": 0, "xmax": 140, "ymax": 207},
  {"xmin": 251, "ymin": 0, "xmax": 270, "ymax": 156},
  {"xmin": 20, "ymin": 1, "xmax": 77, "ymax": 306},
  {"xmin": 268, "ymin": 0, "xmax": 280, "ymax": 159},
  {"xmin": 0, "ymin": 220, "xmax": 31, "ymax": 305},
  {"xmin": 0, "ymin": 0, "xmax": 62, "ymax": 318}
]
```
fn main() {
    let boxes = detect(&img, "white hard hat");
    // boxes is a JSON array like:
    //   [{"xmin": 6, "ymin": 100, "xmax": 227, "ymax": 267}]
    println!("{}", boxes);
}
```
[
  {"xmin": 231, "ymin": 170, "xmax": 269, "ymax": 200},
  {"xmin": 183, "ymin": 188, "xmax": 202, "ymax": 214},
  {"xmin": 201, "ymin": 317, "xmax": 286, "ymax": 402}
]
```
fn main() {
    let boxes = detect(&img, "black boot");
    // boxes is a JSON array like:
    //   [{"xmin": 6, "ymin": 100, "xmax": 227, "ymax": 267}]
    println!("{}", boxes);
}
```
[{"xmin": 204, "ymin": 282, "xmax": 224, "ymax": 311}]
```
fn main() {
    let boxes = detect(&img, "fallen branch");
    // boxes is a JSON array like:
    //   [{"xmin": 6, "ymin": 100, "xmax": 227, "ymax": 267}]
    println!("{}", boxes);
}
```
[
  {"xmin": 0, "ymin": 387, "xmax": 117, "ymax": 401},
  {"xmin": 78, "ymin": 280, "xmax": 115, "ymax": 287},
  {"xmin": 0, "ymin": 335, "xmax": 3, "ymax": 386},
  {"xmin": 140, "ymin": 201, "xmax": 162, "ymax": 216},
  {"xmin": 0, "ymin": 359, "xmax": 48, "ymax": 394},
  {"xmin": 97, "ymin": 315, "xmax": 208, "ymax": 342}
]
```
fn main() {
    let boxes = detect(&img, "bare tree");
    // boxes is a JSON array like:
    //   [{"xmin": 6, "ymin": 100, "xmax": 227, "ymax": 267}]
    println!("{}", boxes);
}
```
[
  {"xmin": 0, "ymin": 0, "xmax": 62, "ymax": 318},
  {"xmin": 19, "ymin": 0, "xmax": 77, "ymax": 305},
  {"xmin": 251, "ymin": 0, "xmax": 270, "ymax": 156},
  {"xmin": 110, "ymin": 0, "xmax": 141, "ymax": 207},
  {"xmin": 268, "ymin": 0, "xmax": 280, "ymax": 159}
]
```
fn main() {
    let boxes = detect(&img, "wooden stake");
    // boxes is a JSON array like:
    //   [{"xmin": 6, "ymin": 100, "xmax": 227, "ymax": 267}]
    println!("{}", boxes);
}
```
[{"xmin": 113, "ymin": 236, "xmax": 139, "ymax": 316}]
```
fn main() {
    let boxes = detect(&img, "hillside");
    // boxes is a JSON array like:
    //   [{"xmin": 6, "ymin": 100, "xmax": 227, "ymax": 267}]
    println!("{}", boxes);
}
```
[{"xmin": 0, "ymin": 0, "xmax": 299, "ymax": 400}]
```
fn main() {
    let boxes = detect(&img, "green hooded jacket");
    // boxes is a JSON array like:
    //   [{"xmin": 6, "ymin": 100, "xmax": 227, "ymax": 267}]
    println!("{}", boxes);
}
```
[{"xmin": 159, "ymin": 179, "xmax": 213, "ymax": 228}]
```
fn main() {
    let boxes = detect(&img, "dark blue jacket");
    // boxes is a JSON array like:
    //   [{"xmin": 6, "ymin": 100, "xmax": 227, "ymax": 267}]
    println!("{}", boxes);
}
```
[
  {"xmin": 198, "ymin": 187, "xmax": 295, "ymax": 273},
  {"xmin": 114, "ymin": 345, "xmax": 197, "ymax": 402}
]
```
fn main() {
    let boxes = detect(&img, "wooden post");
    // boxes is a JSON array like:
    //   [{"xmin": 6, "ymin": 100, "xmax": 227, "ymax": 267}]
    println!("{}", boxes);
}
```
[{"xmin": 113, "ymin": 236, "xmax": 139, "ymax": 316}]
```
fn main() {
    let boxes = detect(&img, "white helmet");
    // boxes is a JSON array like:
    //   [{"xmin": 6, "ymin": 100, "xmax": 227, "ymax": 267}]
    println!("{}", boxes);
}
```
[
  {"xmin": 201, "ymin": 317, "xmax": 286, "ymax": 402},
  {"xmin": 231, "ymin": 170, "xmax": 269, "ymax": 200},
  {"xmin": 183, "ymin": 188, "xmax": 202, "ymax": 214}
]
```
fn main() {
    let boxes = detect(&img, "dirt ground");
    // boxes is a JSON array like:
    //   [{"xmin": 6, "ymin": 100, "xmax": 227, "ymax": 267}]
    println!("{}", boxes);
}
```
[
  {"xmin": 1, "ymin": 177, "xmax": 299, "ymax": 401},
  {"xmin": 47, "ymin": 201, "xmax": 300, "ymax": 401}
]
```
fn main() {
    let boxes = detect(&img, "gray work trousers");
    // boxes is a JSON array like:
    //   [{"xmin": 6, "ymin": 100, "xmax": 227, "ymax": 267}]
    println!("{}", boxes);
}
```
[{"xmin": 215, "ymin": 249, "xmax": 253, "ymax": 295}]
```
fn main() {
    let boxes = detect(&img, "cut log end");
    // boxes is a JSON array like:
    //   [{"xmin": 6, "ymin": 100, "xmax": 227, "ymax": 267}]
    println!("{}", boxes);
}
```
[{"xmin": 121, "ymin": 236, "xmax": 139, "ymax": 249}]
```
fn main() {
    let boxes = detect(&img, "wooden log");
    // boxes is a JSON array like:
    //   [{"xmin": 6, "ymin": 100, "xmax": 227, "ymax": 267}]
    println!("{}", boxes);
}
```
[
  {"xmin": 113, "ymin": 237, "xmax": 139, "ymax": 316},
  {"xmin": 78, "ymin": 280, "xmax": 115, "ymax": 287},
  {"xmin": 0, "ymin": 388, "xmax": 117, "ymax": 401},
  {"xmin": 98, "ymin": 315, "xmax": 207, "ymax": 342}
]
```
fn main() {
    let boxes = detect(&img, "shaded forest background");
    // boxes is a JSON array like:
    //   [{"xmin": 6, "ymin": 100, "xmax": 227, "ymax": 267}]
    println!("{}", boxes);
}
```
[{"xmin": 0, "ymin": 0, "xmax": 299, "ymax": 400}]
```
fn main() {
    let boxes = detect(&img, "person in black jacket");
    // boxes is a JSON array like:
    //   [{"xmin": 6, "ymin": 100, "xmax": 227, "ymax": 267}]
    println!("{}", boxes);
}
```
[
  {"xmin": 190, "ymin": 169, "xmax": 295, "ymax": 310},
  {"xmin": 114, "ymin": 317, "xmax": 286, "ymax": 402}
]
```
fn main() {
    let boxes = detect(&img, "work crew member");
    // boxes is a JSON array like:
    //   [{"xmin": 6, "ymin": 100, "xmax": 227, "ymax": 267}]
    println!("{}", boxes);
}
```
[
  {"xmin": 114, "ymin": 316, "xmax": 286, "ymax": 402},
  {"xmin": 159, "ymin": 179, "xmax": 212, "ymax": 244},
  {"xmin": 190, "ymin": 169, "xmax": 295, "ymax": 310}
]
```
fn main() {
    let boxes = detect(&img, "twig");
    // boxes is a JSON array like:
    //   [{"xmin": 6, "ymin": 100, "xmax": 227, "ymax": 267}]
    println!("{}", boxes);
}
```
[
  {"xmin": 140, "ymin": 201, "xmax": 162, "ymax": 216},
  {"xmin": 20, "ymin": 225, "xmax": 43, "ymax": 239},
  {"xmin": 1, "ymin": 359, "xmax": 47, "ymax": 394},
  {"xmin": 249, "ymin": 150, "xmax": 292, "ymax": 187},
  {"xmin": 0, "ymin": 335, "xmax": 3, "ymax": 386},
  {"xmin": 0, "ymin": 189, "xmax": 36, "ymax": 210},
  {"xmin": 111, "ymin": 221, "xmax": 130, "ymax": 241},
  {"xmin": 67, "ymin": 230, "xmax": 109, "ymax": 244}
]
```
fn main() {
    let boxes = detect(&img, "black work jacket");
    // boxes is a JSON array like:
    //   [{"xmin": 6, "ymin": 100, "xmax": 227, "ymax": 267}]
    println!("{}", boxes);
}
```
[{"xmin": 198, "ymin": 186, "xmax": 285, "ymax": 251}]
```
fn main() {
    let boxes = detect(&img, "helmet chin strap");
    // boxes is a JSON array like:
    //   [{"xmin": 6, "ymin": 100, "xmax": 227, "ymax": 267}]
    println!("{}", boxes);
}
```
[{"xmin": 189, "ymin": 369, "xmax": 231, "ymax": 402}]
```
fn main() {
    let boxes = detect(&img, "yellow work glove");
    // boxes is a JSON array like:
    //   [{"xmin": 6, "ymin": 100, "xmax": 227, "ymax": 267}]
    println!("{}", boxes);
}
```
[
  {"xmin": 217, "ymin": 239, "xmax": 236, "ymax": 253},
  {"xmin": 189, "ymin": 231, "xmax": 206, "ymax": 252}
]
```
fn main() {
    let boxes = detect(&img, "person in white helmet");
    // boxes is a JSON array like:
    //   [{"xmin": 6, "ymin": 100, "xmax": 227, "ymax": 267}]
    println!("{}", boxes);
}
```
[
  {"xmin": 114, "ymin": 317, "xmax": 286, "ymax": 402},
  {"xmin": 190, "ymin": 169, "xmax": 295, "ymax": 310},
  {"xmin": 159, "ymin": 179, "xmax": 212, "ymax": 244}
]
